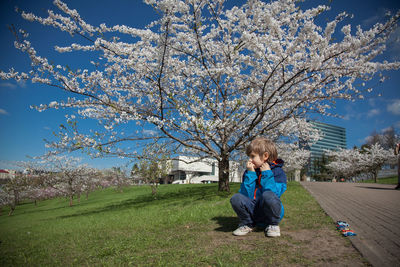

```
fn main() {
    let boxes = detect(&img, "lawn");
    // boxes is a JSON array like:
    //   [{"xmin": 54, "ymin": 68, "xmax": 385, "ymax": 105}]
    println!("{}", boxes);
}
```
[
  {"xmin": 359, "ymin": 176, "xmax": 398, "ymax": 185},
  {"xmin": 0, "ymin": 182, "xmax": 367, "ymax": 266}
]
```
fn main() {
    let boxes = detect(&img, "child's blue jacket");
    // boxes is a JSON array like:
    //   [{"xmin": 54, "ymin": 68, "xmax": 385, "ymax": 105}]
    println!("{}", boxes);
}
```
[{"xmin": 238, "ymin": 159, "xmax": 287, "ymax": 219}]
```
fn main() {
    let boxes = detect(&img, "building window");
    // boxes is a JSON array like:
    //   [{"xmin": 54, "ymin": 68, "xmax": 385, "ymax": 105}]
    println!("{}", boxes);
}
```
[{"xmin": 304, "ymin": 121, "xmax": 347, "ymax": 178}]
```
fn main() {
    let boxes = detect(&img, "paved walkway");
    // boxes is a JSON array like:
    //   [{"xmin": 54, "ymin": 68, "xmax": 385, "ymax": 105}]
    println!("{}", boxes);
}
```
[{"xmin": 301, "ymin": 182, "xmax": 400, "ymax": 267}]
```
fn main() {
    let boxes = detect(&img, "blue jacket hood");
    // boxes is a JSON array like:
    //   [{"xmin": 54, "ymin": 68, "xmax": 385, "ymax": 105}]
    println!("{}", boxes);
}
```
[
  {"xmin": 253, "ymin": 159, "xmax": 285, "ymax": 174},
  {"xmin": 270, "ymin": 159, "xmax": 284, "ymax": 169}
]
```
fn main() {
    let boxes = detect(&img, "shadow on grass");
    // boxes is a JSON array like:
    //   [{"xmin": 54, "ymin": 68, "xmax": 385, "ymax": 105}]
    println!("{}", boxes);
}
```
[
  {"xmin": 2, "ymin": 198, "xmax": 94, "ymax": 218},
  {"xmin": 211, "ymin": 216, "xmax": 238, "ymax": 232},
  {"xmin": 57, "ymin": 185, "xmax": 227, "ymax": 219}
]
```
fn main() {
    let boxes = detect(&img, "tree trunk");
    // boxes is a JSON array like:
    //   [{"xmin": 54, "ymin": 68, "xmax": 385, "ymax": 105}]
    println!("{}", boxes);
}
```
[
  {"xmin": 69, "ymin": 195, "xmax": 73, "ymax": 207},
  {"xmin": 218, "ymin": 155, "xmax": 230, "ymax": 192},
  {"xmin": 14, "ymin": 190, "xmax": 19, "ymax": 206},
  {"xmin": 151, "ymin": 183, "xmax": 158, "ymax": 199},
  {"xmin": 8, "ymin": 203, "xmax": 15, "ymax": 216},
  {"xmin": 373, "ymin": 170, "xmax": 378, "ymax": 183}
]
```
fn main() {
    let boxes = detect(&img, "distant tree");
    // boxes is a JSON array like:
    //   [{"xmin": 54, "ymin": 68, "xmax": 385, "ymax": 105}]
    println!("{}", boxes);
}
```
[
  {"xmin": 1, "ymin": 0, "xmax": 399, "ymax": 192},
  {"xmin": 130, "ymin": 163, "xmax": 146, "ymax": 185},
  {"xmin": 361, "ymin": 143, "xmax": 397, "ymax": 183},
  {"xmin": 0, "ymin": 173, "xmax": 32, "ymax": 215},
  {"xmin": 364, "ymin": 130, "xmax": 381, "ymax": 147},
  {"xmin": 0, "ymin": 188, "xmax": 12, "ymax": 216},
  {"xmin": 108, "ymin": 167, "xmax": 132, "ymax": 193},
  {"xmin": 327, "ymin": 144, "xmax": 397, "ymax": 182},
  {"xmin": 382, "ymin": 127, "xmax": 398, "ymax": 150},
  {"xmin": 364, "ymin": 126, "xmax": 399, "ymax": 150},
  {"xmin": 39, "ymin": 156, "xmax": 97, "ymax": 206},
  {"xmin": 136, "ymin": 143, "xmax": 171, "ymax": 197},
  {"xmin": 326, "ymin": 148, "xmax": 361, "ymax": 180},
  {"xmin": 131, "ymin": 163, "xmax": 139, "ymax": 178},
  {"xmin": 278, "ymin": 143, "xmax": 310, "ymax": 180},
  {"xmin": 312, "ymin": 154, "xmax": 332, "ymax": 181},
  {"xmin": 76, "ymin": 167, "xmax": 100, "ymax": 201}
]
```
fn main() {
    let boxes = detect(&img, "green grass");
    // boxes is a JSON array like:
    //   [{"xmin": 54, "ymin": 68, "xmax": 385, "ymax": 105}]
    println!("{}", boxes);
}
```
[
  {"xmin": 0, "ymin": 182, "xmax": 359, "ymax": 266},
  {"xmin": 359, "ymin": 175, "xmax": 398, "ymax": 185}
]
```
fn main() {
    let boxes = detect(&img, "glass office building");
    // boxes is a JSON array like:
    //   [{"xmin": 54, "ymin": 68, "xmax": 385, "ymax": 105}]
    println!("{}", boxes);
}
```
[{"xmin": 304, "ymin": 121, "xmax": 347, "ymax": 177}]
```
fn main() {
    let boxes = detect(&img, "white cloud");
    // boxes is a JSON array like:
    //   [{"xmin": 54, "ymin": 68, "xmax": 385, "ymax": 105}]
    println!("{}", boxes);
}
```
[
  {"xmin": 0, "ymin": 82, "xmax": 17, "ymax": 89},
  {"xmin": 0, "ymin": 81, "xmax": 26, "ymax": 89},
  {"xmin": 143, "ymin": 129, "xmax": 157, "ymax": 136},
  {"xmin": 17, "ymin": 80, "xmax": 27, "ymax": 88},
  {"xmin": 387, "ymin": 99, "xmax": 400, "ymax": 115},
  {"xmin": 342, "ymin": 114, "xmax": 351, "ymax": 120},
  {"xmin": 381, "ymin": 126, "xmax": 393, "ymax": 133},
  {"xmin": 361, "ymin": 8, "xmax": 390, "ymax": 27},
  {"xmin": 363, "ymin": 135, "xmax": 373, "ymax": 144},
  {"xmin": 342, "ymin": 104, "xmax": 357, "ymax": 120},
  {"xmin": 362, "ymin": 14, "xmax": 380, "ymax": 27},
  {"xmin": 0, "ymin": 108, "xmax": 9, "ymax": 115},
  {"xmin": 367, "ymin": 108, "xmax": 380, "ymax": 117},
  {"xmin": 368, "ymin": 98, "xmax": 378, "ymax": 107}
]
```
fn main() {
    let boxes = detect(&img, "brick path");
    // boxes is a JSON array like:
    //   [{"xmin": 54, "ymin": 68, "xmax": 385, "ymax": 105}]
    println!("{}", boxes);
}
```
[{"xmin": 301, "ymin": 182, "xmax": 400, "ymax": 267}]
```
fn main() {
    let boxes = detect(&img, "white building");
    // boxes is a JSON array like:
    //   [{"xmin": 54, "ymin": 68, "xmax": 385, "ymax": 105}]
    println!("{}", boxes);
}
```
[
  {"xmin": 169, "ymin": 156, "xmax": 241, "ymax": 184},
  {"xmin": 0, "ymin": 169, "xmax": 15, "ymax": 179}
]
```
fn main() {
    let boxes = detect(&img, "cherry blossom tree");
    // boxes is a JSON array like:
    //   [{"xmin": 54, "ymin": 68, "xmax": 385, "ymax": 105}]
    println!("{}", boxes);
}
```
[
  {"xmin": 361, "ymin": 143, "xmax": 397, "ymax": 182},
  {"xmin": 0, "ymin": 172, "xmax": 33, "ymax": 215},
  {"xmin": 0, "ymin": 187, "xmax": 15, "ymax": 216},
  {"xmin": 38, "ymin": 155, "xmax": 97, "ymax": 206},
  {"xmin": 100, "ymin": 167, "xmax": 132, "ymax": 193},
  {"xmin": 326, "ymin": 148, "xmax": 364, "ymax": 180},
  {"xmin": 278, "ymin": 143, "xmax": 310, "ymax": 173},
  {"xmin": 29, "ymin": 186, "xmax": 60, "ymax": 204},
  {"xmin": 136, "ymin": 143, "xmax": 171, "ymax": 197},
  {"xmin": 80, "ymin": 168, "xmax": 103, "ymax": 200},
  {"xmin": 326, "ymin": 144, "xmax": 397, "ymax": 182},
  {"xmin": 1, "ymin": 0, "xmax": 400, "ymax": 191}
]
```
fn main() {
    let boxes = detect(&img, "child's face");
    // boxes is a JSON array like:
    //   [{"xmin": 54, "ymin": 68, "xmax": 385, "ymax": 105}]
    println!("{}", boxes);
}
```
[{"xmin": 248, "ymin": 151, "xmax": 268, "ymax": 169}]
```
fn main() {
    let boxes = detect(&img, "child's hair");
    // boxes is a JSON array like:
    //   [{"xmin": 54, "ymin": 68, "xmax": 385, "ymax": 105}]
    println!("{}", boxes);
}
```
[{"xmin": 246, "ymin": 137, "xmax": 278, "ymax": 162}]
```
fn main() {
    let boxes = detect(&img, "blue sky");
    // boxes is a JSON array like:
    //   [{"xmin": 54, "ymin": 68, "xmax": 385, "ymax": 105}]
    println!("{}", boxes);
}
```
[{"xmin": 0, "ymin": 0, "xmax": 399, "ymax": 170}]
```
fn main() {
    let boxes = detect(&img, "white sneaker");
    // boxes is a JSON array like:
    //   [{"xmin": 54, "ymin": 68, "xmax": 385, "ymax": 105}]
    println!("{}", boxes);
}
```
[
  {"xmin": 265, "ymin": 225, "xmax": 280, "ymax": 237},
  {"xmin": 233, "ymin": 225, "xmax": 253, "ymax": 236}
]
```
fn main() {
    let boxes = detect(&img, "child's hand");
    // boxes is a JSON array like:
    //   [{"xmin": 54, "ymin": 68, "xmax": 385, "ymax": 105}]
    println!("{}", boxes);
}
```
[
  {"xmin": 246, "ymin": 160, "xmax": 255, "ymax": 172},
  {"xmin": 260, "ymin": 162, "xmax": 270, "ymax": 171}
]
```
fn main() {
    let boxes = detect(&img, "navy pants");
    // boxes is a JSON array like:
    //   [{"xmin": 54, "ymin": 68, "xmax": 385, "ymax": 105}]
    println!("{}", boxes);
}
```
[{"xmin": 230, "ymin": 191, "xmax": 282, "ymax": 227}]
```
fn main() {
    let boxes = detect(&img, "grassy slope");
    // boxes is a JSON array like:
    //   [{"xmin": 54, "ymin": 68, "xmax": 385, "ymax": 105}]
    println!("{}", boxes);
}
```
[{"xmin": 0, "ymin": 182, "xmax": 364, "ymax": 266}]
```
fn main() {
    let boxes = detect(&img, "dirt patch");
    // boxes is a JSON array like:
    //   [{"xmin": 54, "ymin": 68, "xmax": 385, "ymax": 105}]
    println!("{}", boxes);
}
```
[
  {"xmin": 204, "ymin": 224, "xmax": 371, "ymax": 266},
  {"xmin": 284, "ymin": 227, "xmax": 370, "ymax": 266}
]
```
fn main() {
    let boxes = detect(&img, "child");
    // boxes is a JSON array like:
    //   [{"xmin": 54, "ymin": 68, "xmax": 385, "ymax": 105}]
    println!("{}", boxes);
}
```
[{"xmin": 230, "ymin": 137, "xmax": 287, "ymax": 237}]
